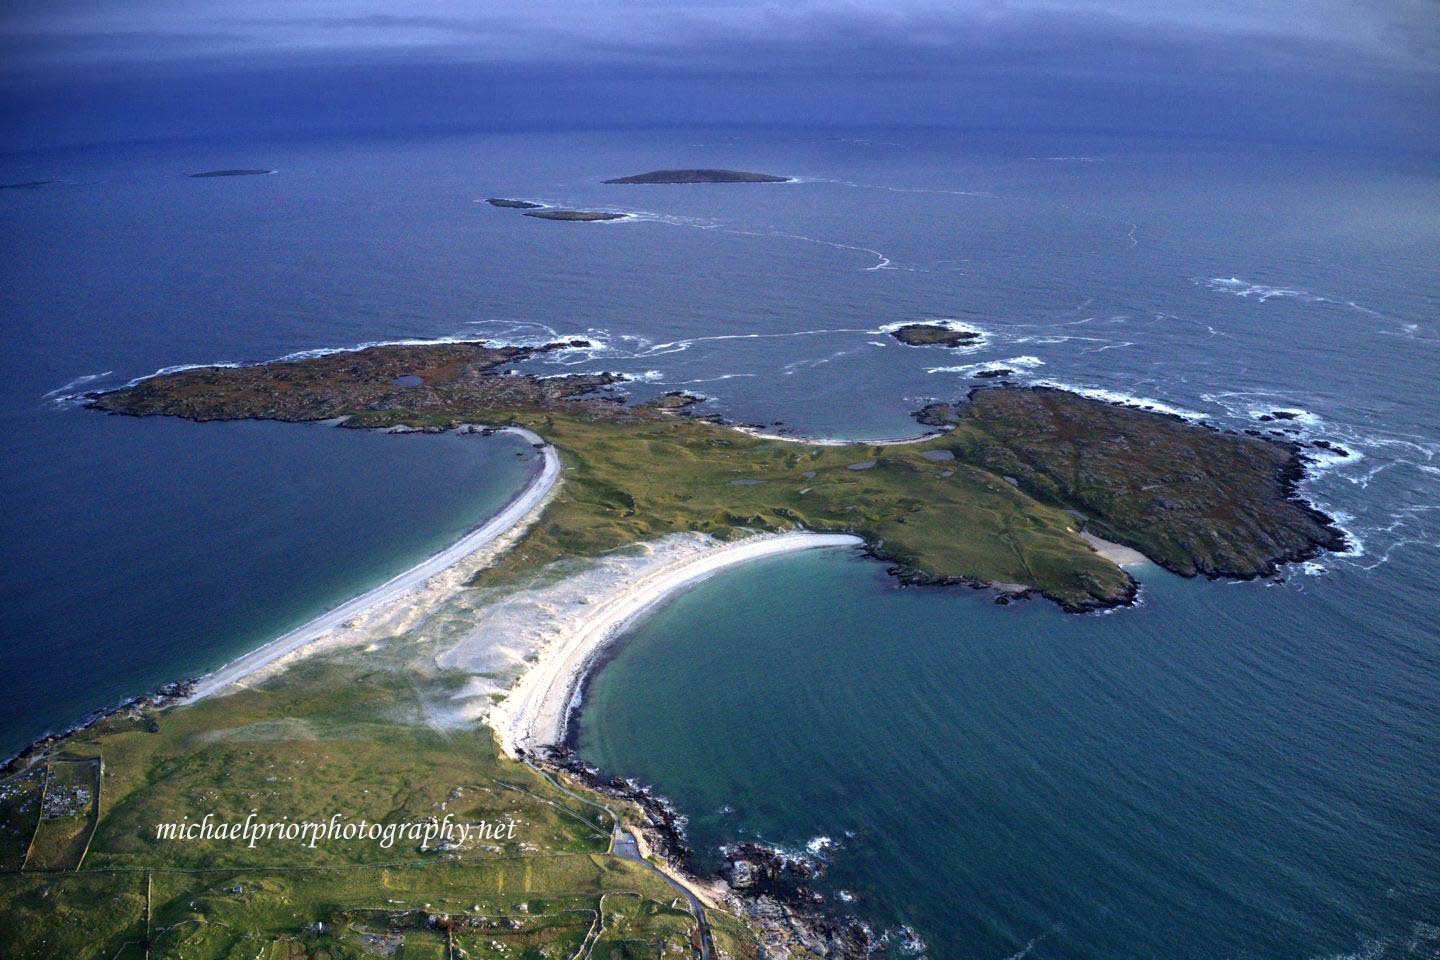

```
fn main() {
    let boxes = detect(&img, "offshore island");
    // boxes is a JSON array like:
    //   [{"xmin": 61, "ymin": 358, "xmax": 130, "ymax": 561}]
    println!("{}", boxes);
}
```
[
  {"xmin": 0, "ymin": 339, "xmax": 1345, "ymax": 959},
  {"xmin": 605, "ymin": 169, "xmax": 792, "ymax": 184}
]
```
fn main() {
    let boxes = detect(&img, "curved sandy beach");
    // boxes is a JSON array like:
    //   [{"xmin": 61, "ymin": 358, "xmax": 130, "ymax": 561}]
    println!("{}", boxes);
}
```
[
  {"xmin": 187, "ymin": 426, "xmax": 560, "ymax": 701},
  {"xmin": 489, "ymin": 531, "xmax": 863, "ymax": 757}
]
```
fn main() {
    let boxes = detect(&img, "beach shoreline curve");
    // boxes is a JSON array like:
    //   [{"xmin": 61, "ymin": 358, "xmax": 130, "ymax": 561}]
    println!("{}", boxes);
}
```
[
  {"xmin": 185, "ymin": 426, "xmax": 560, "ymax": 702},
  {"xmin": 488, "ymin": 531, "xmax": 863, "ymax": 758}
]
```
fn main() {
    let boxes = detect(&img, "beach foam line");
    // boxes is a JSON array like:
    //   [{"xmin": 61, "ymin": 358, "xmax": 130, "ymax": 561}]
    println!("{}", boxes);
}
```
[
  {"xmin": 185, "ymin": 426, "xmax": 560, "ymax": 702},
  {"xmin": 490, "ymin": 532, "xmax": 863, "ymax": 757}
]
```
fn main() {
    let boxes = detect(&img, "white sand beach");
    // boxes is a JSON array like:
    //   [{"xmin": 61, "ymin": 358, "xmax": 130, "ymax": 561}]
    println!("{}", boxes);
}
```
[
  {"xmin": 481, "ymin": 531, "xmax": 862, "ymax": 757},
  {"xmin": 185, "ymin": 426, "xmax": 560, "ymax": 701},
  {"xmin": 1081, "ymin": 530, "xmax": 1150, "ymax": 568}
]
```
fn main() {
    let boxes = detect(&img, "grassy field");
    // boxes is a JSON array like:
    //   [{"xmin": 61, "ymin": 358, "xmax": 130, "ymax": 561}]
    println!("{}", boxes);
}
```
[
  {"xmin": 454, "ymin": 409, "xmax": 1133, "ymax": 610},
  {"xmin": 93, "ymin": 341, "xmax": 1340, "ymax": 602},
  {"xmin": 0, "ymin": 653, "xmax": 747, "ymax": 959}
]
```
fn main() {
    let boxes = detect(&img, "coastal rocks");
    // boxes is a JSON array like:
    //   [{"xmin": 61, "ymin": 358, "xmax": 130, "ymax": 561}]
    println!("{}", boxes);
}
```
[
  {"xmin": 888, "ymin": 323, "xmax": 983, "ymax": 348},
  {"xmin": 648, "ymin": 391, "xmax": 706, "ymax": 411},
  {"xmin": 945, "ymin": 385, "xmax": 1348, "ymax": 581},
  {"xmin": 523, "ymin": 209, "xmax": 628, "ymax": 222},
  {"xmin": 485, "ymin": 198, "xmax": 543, "ymax": 209},
  {"xmin": 721, "ymin": 842, "xmax": 822, "ymax": 893},
  {"xmin": 1310, "ymin": 439, "xmax": 1351, "ymax": 458},
  {"xmin": 604, "ymin": 169, "xmax": 790, "ymax": 184},
  {"xmin": 541, "ymin": 752, "xmax": 876, "ymax": 958},
  {"xmin": 1, "ymin": 679, "xmax": 196, "ymax": 777},
  {"xmin": 715, "ymin": 840, "xmax": 884, "ymax": 957}
]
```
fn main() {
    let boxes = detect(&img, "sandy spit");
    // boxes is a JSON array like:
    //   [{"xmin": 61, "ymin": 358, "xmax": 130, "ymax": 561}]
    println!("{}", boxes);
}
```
[{"xmin": 184, "ymin": 427, "xmax": 561, "ymax": 701}]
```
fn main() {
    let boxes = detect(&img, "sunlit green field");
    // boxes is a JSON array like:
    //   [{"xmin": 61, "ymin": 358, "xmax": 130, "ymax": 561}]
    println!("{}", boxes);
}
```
[{"xmin": 0, "ymin": 653, "xmax": 753, "ymax": 959}]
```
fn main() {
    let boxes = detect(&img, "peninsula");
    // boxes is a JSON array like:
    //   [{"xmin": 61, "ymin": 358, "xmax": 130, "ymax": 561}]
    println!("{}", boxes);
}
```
[
  {"xmin": 604, "ymin": 168, "xmax": 790, "ymax": 184},
  {"xmin": 0, "ymin": 338, "xmax": 1349, "ymax": 959},
  {"xmin": 88, "ymin": 339, "xmax": 1343, "ymax": 607}
]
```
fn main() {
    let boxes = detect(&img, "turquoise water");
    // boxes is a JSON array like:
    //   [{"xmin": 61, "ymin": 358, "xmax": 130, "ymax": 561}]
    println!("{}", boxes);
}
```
[{"xmin": 579, "ymin": 549, "xmax": 1439, "ymax": 959}]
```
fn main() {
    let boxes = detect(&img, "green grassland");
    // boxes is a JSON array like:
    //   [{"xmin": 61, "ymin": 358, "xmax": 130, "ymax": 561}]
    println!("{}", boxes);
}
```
[
  {"xmin": 0, "ymin": 653, "xmax": 746, "ymax": 959},
  {"xmin": 92, "ymin": 341, "xmax": 1339, "ymax": 604},
  {"xmin": 456, "ymin": 409, "xmax": 1132, "ymax": 609}
]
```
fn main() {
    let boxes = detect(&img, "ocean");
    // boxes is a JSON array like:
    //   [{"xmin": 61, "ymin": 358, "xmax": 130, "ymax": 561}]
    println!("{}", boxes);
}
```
[{"xmin": 2, "ymin": 127, "xmax": 1436, "ymax": 957}]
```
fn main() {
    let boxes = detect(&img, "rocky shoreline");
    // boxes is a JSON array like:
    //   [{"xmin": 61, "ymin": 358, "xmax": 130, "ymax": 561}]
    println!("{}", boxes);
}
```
[
  {"xmin": 0, "ymin": 678, "xmax": 196, "ymax": 778},
  {"xmin": 534, "ymin": 747, "xmax": 888, "ymax": 958},
  {"xmin": 915, "ymin": 384, "xmax": 1348, "ymax": 584}
]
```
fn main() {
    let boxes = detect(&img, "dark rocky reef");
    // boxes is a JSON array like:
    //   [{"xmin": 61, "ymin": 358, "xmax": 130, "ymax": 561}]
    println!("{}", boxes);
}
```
[
  {"xmin": 538, "ymin": 749, "xmax": 875, "ymax": 959},
  {"xmin": 87, "ymin": 340, "xmax": 622, "ymax": 426},
  {"xmin": 2, "ymin": 679, "xmax": 196, "ymax": 777},
  {"xmin": 650, "ymin": 391, "xmax": 707, "ymax": 410},
  {"xmin": 889, "ymin": 323, "xmax": 982, "ymax": 348},
  {"xmin": 604, "ymin": 169, "xmax": 790, "ymax": 184},
  {"xmin": 485, "ymin": 198, "xmax": 543, "ymax": 209},
  {"xmin": 189, "ymin": 169, "xmax": 273, "ymax": 178},
  {"xmin": 919, "ymin": 386, "xmax": 1347, "ymax": 580},
  {"xmin": 524, "ymin": 209, "xmax": 628, "ymax": 222}
]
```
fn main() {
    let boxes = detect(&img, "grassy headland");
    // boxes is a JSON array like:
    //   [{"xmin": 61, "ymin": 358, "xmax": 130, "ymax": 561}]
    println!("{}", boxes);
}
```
[{"xmin": 88, "ymin": 340, "xmax": 1343, "ymax": 608}]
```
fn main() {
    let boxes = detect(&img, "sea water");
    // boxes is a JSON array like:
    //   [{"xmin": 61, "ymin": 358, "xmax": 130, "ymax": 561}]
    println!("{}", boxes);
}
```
[{"xmin": 3, "ymin": 127, "xmax": 1436, "ymax": 956}]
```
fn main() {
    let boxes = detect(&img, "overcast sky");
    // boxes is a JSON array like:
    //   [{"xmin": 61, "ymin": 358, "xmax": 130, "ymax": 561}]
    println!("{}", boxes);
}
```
[{"xmin": 2, "ymin": 0, "xmax": 1436, "ymax": 149}]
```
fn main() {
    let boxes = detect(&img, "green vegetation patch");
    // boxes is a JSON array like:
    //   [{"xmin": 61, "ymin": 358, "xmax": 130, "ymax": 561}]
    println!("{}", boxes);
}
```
[{"xmin": 0, "ymin": 658, "xmax": 719, "ymax": 959}]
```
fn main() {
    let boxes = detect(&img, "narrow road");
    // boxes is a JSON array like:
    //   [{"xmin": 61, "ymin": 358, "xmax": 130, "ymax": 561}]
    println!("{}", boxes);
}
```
[
  {"xmin": 612, "ymin": 826, "xmax": 714, "ymax": 960},
  {"xmin": 523, "ymin": 761, "xmax": 713, "ymax": 959}
]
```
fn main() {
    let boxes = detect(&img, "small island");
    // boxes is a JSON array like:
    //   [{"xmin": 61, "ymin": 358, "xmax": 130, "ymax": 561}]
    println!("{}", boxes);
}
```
[
  {"xmin": 524, "ymin": 209, "xmax": 628, "ymax": 222},
  {"xmin": 486, "ymin": 198, "xmax": 543, "ymax": 209},
  {"xmin": 189, "ymin": 169, "xmax": 274, "ymax": 178},
  {"xmin": 889, "ymin": 322, "xmax": 984, "ymax": 347},
  {"xmin": 604, "ymin": 168, "xmax": 790, "ymax": 184}
]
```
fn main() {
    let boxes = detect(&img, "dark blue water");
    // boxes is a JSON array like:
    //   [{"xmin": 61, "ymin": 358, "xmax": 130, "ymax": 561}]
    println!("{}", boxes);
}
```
[
  {"xmin": 3, "ymin": 128, "xmax": 1437, "ymax": 956},
  {"xmin": 581, "ymin": 551, "xmax": 1438, "ymax": 959}
]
